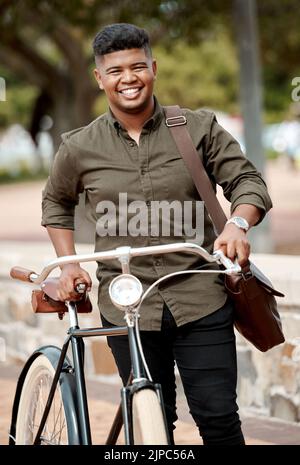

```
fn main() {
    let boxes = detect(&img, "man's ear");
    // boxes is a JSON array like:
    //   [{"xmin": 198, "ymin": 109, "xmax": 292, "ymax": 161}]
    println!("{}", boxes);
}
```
[
  {"xmin": 93, "ymin": 68, "xmax": 104, "ymax": 90},
  {"xmin": 152, "ymin": 59, "xmax": 157, "ymax": 80}
]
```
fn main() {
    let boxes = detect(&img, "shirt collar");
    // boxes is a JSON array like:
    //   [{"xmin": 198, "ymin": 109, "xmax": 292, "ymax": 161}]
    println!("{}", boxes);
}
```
[{"xmin": 107, "ymin": 96, "xmax": 164, "ymax": 134}]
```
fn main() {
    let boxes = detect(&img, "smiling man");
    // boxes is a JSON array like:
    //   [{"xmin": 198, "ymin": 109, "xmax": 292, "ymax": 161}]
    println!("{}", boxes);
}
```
[
  {"xmin": 93, "ymin": 31, "xmax": 157, "ymax": 144},
  {"xmin": 41, "ymin": 23, "xmax": 272, "ymax": 445}
]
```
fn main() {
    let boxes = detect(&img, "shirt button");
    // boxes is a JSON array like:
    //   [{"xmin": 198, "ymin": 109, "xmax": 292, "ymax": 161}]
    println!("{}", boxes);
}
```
[{"xmin": 129, "ymin": 141, "xmax": 135, "ymax": 147}]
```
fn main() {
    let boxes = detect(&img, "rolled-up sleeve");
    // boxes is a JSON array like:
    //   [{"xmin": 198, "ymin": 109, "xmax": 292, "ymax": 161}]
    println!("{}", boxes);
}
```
[
  {"xmin": 41, "ymin": 140, "xmax": 82, "ymax": 229},
  {"xmin": 204, "ymin": 113, "xmax": 273, "ymax": 223}
]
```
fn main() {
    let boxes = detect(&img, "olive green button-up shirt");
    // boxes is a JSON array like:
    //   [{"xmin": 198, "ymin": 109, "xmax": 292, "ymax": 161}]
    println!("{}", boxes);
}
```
[{"xmin": 42, "ymin": 98, "xmax": 272, "ymax": 330}]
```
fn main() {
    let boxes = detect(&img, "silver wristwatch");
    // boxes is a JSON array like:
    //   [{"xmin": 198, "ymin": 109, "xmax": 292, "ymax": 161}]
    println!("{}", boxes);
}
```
[{"xmin": 225, "ymin": 216, "xmax": 249, "ymax": 232}]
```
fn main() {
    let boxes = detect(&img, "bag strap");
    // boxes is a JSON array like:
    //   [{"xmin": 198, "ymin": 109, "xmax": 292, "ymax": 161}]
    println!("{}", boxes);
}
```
[{"xmin": 164, "ymin": 105, "xmax": 227, "ymax": 235}]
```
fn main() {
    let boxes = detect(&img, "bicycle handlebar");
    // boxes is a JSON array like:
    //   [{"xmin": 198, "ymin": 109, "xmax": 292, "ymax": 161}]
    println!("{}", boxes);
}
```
[
  {"xmin": 10, "ymin": 242, "xmax": 241, "ymax": 285},
  {"xmin": 10, "ymin": 266, "xmax": 38, "ymax": 283}
]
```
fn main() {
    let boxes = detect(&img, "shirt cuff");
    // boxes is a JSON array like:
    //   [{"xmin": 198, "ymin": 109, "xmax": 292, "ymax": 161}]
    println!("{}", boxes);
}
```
[{"xmin": 230, "ymin": 193, "xmax": 273, "ymax": 225}]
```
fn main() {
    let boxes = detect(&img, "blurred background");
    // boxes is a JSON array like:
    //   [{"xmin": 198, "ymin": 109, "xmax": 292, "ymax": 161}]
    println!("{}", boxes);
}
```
[
  {"xmin": 0, "ymin": 0, "xmax": 300, "ymax": 252},
  {"xmin": 1, "ymin": 0, "xmax": 300, "ymax": 444}
]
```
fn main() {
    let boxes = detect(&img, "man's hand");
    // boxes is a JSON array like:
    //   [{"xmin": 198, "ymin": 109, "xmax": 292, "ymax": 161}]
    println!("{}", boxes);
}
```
[
  {"xmin": 213, "ymin": 223, "xmax": 250, "ymax": 267},
  {"xmin": 57, "ymin": 263, "xmax": 92, "ymax": 301}
]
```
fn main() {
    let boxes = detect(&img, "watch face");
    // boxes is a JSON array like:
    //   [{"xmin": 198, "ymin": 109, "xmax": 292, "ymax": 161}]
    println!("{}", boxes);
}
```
[{"xmin": 235, "ymin": 217, "xmax": 248, "ymax": 229}]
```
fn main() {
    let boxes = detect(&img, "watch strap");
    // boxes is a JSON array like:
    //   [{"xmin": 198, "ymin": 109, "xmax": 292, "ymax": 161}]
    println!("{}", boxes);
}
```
[{"xmin": 226, "ymin": 217, "xmax": 249, "ymax": 231}]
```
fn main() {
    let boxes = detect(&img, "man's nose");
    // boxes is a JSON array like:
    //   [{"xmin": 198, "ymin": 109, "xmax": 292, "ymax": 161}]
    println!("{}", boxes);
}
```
[{"xmin": 121, "ymin": 69, "xmax": 137, "ymax": 83}]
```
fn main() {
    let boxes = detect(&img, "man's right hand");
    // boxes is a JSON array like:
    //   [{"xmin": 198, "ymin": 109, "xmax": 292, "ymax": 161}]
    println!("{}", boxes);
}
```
[{"xmin": 57, "ymin": 263, "xmax": 92, "ymax": 301}]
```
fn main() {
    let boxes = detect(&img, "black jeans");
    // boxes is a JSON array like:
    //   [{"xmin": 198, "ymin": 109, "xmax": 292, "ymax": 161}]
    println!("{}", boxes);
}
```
[{"xmin": 101, "ymin": 299, "xmax": 245, "ymax": 445}]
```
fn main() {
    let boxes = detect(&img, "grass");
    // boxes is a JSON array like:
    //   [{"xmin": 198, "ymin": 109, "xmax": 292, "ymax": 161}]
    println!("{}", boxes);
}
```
[{"xmin": 0, "ymin": 168, "xmax": 48, "ymax": 185}]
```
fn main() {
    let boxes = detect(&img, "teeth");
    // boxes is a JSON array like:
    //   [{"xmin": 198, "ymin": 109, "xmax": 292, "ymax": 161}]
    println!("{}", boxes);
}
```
[{"xmin": 120, "ymin": 88, "xmax": 140, "ymax": 95}]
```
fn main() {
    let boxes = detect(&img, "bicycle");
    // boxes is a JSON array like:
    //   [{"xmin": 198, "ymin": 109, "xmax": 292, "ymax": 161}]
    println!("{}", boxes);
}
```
[{"xmin": 8, "ymin": 242, "xmax": 240, "ymax": 445}]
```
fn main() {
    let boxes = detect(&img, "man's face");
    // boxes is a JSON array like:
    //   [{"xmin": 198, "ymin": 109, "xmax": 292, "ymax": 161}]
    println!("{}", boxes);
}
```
[{"xmin": 94, "ymin": 48, "xmax": 157, "ymax": 115}]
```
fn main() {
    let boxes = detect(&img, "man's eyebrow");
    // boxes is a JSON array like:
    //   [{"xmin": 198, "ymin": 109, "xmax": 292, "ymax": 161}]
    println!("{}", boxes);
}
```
[
  {"xmin": 105, "ymin": 61, "xmax": 148, "ymax": 73},
  {"xmin": 131, "ymin": 61, "xmax": 148, "ymax": 66}
]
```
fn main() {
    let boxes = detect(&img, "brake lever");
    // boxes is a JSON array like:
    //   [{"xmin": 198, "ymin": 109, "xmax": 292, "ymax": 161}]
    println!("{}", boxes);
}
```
[{"xmin": 213, "ymin": 249, "xmax": 241, "ymax": 273}]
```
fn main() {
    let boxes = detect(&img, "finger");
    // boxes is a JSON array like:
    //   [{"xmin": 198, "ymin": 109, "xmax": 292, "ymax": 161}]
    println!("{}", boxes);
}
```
[
  {"xmin": 82, "ymin": 272, "xmax": 92, "ymax": 289},
  {"xmin": 236, "ymin": 240, "xmax": 249, "ymax": 266},
  {"xmin": 75, "ymin": 277, "xmax": 92, "ymax": 293},
  {"xmin": 226, "ymin": 241, "xmax": 237, "ymax": 261},
  {"xmin": 214, "ymin": 240, "xmax": 227, "ymax": 256},
  {"xmin": 59, "ymin": 277, "xmax": 77, "ymax": 300},
  {"xmin": 62, "ymin": 278, "xmax": 76, "ymax": 296},
  {"xmin": 57, "ymin": 289, "xmax": 70, "ymax": 301}
]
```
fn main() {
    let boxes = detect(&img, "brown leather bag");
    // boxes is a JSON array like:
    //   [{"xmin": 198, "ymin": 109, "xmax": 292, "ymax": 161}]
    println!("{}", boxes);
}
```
[{"xmin": 165, "ymin": 105, "xmax": 285, "ymax": 352}]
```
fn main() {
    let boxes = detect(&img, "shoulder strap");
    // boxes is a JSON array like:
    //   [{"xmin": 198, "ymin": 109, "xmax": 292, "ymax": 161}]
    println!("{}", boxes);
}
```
[{"xmin": 164, "ymin": 105, "xmax": 227, "ymax": 235}]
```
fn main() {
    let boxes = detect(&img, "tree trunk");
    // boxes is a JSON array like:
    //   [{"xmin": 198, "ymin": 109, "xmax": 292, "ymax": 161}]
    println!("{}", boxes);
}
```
[
  {"xmin": 48, "ymin": 76, "xmax": 97, "ymax": 244},
  {"xmin": 49, "ymin": 76, "xmax": 97, "ymax": 154}
]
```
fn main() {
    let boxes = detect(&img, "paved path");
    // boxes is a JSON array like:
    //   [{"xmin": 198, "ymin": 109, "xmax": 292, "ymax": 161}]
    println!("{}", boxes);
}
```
[{"xmin": 1, "ymin": 363, "xmax": 300, "ymax": 446}]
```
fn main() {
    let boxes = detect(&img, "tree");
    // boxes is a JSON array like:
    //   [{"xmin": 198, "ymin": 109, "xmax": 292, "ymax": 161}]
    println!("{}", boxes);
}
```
[
  {"xmin": 0, "ymin": 0, "xmax": 231, "ymax": 150},
  {"xmin": 1, "ymin": 0, "xmax": 300, "ymax": 151},
  {"xmin": 0, "ymin": 1, "xmax": 100, "ymax": 149}
]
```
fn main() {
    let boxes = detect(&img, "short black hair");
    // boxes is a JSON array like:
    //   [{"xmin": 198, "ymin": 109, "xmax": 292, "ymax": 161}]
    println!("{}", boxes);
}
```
[{"xmin": 93, "ymin": 23, "xmax": 151, "ymax": 59}]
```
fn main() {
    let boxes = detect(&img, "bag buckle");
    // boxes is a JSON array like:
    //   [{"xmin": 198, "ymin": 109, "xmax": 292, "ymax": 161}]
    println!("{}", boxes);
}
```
[
  {"xmin": 242, "ymin": 269, "xmax": 253, "ymax": 280},
  {"xmin": 165, "ymin": 115, "xmax": 187, "ymax": 127}
]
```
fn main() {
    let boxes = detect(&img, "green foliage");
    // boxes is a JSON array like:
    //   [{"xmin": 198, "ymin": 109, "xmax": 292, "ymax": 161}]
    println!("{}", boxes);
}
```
[
  {"xmin": 0, "ymin": 165, "xmax": 48, "ymax": 184},
  {"xmin": 153, "ymin": 33, "xmax": 238, "ymax": 112},
  {"xmin": 0, "ymin": 78, "xmax": 38, "ymax": 129},
  {"xmin": 265, "ymin": 149, "xmax": 280, "ymax": 160},
  {"xmin": 1, "ymin": 0, "xmax": 300, "ymax": 130}
]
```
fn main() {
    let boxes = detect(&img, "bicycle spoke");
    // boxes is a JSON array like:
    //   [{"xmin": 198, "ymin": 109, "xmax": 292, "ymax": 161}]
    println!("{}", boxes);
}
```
[{"xmin": 22, "ymin": 370, "xmax": 67, "ymax": 444}]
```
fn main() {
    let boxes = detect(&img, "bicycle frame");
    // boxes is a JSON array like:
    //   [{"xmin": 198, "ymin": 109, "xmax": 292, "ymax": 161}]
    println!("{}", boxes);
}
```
[{"xmin": 32, "ymin": 301, "xmax": 170, "ymax": 445}]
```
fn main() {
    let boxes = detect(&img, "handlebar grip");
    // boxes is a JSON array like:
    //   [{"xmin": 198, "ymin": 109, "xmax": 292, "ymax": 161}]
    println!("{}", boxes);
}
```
[{"xmin": 10, "ymin": 266, "xmax": 36, "ymax": 282}]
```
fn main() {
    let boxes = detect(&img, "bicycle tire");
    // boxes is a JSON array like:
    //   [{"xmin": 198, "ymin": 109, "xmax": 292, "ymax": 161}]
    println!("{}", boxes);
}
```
[
  {"xmin": 132, "ymin": 388, "xmax": 168, "ymax": 445},
  {"xmin": 14, "ymin": 352, "xmax": 80, "ymax": 445}
]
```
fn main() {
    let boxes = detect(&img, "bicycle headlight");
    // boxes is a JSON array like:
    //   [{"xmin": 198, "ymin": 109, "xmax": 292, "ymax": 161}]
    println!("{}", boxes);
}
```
[{"xmin": 109, "ymin": 274, "xmax": 143, "ymax": 311}]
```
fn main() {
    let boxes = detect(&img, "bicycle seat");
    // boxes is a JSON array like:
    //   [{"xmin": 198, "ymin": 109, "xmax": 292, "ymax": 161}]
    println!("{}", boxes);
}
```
[{"xmin": 31, "ymin": 278, "xmax": 92, "ymax": 317}]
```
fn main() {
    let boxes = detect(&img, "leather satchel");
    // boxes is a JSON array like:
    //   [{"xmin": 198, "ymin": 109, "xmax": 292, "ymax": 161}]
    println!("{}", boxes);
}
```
[{"xmin": 165, "ymin": 105, "xmax": 285, "ymax": 352}]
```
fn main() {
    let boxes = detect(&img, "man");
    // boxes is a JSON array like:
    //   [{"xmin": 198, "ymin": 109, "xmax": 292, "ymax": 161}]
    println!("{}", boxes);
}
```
[{"xmin": 42, "ymin": 23, "xmax": 272, "ymax": 445}]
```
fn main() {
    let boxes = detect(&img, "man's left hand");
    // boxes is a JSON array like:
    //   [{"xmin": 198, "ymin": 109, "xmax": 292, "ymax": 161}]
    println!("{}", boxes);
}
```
[{"xmin": 213, "ymin": 223, "xmax": 250, "ymax": 267}]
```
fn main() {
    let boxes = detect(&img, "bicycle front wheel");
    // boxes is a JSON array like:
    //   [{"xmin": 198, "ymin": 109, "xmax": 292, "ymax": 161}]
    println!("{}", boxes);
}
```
[
  {"xmin": 132, "ymin": 388, "xmax": 168, "ymax": 445},
  {"xmin": 15, "ymin": 353, "xmax": 79, "ymax": 445}
]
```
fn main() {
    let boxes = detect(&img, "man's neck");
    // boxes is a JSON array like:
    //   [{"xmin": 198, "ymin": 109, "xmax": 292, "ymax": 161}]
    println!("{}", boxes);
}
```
[{"xmin": 111, "ymin": 97, "xmax": 155, "ymax": 134}]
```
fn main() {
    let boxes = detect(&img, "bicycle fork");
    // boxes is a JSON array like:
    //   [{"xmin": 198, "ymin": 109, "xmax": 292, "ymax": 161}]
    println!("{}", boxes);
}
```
[{"xmin": 106, "ymin": 324, "xmax": 171, "ymax": 445}]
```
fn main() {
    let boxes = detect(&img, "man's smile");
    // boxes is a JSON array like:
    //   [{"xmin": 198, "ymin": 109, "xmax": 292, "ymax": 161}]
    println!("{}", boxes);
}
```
[{"xmin": 118, "ymin": 87, "xmax": 142, "ymax": 97}]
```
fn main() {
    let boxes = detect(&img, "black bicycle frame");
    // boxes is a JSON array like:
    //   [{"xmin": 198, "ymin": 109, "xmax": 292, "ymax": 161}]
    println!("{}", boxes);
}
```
[
  {"xmin": 33, "ymin": 317, "xmax": 127, "ymax": 444},
  {"xmin": 32, "ymin": 303, "xmax": 170, "ymax": 445}
]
